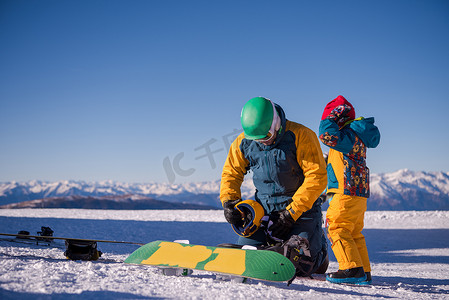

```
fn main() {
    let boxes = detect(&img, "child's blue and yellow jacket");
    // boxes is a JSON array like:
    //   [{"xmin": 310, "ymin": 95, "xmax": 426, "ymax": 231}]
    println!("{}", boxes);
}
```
[
  {"xmin": 220, "ymin": 104, "xmax": 327, "ymax": 221},
  {"xmin": 319, "ymin": 116, "xmax": 380, "ymax": 197}
]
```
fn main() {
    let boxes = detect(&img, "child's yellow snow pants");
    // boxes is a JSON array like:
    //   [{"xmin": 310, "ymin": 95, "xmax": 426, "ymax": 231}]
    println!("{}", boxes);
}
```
[{"xmin": 325, "ymin": 194, "xmax": 371, "ymax": 272}]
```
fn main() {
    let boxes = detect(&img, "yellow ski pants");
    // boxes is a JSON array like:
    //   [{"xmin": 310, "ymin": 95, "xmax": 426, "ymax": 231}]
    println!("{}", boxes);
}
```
[{"xmin": 326, "ymin": 194, "xmax": 371, "ymax": 272}]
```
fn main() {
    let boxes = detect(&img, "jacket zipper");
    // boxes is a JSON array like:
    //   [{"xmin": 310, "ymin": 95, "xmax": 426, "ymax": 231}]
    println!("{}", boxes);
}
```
[{"xmin": 264, "ymin": 150, "xmax": 277, "ymax": 208}]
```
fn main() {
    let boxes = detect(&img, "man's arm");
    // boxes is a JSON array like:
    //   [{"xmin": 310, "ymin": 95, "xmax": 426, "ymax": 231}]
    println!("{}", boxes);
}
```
[{"xmin": 219, "ymin": 133, "xmax": 249, "ymax": 205}]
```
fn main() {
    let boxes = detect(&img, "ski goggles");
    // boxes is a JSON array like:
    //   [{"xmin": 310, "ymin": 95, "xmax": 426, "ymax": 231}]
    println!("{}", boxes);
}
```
[{"xmin": 255, "ymin": 129, "xmax": 276, "ymax": 143}]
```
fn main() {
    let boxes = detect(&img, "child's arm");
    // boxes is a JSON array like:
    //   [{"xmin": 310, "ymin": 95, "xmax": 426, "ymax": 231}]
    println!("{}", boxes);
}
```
[{"xmin": 319, "ymin": 104, "xmax": 356, "ymax": 154}]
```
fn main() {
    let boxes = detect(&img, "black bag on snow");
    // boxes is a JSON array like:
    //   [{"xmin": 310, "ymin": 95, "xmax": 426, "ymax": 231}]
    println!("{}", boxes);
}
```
[
  {"xmin": 64, "ymin": 239, "xmax": 102, "ymax": 261},
  {"xmin": 37, "ymin": 226, "xmax": 54, "ymax": 242}
]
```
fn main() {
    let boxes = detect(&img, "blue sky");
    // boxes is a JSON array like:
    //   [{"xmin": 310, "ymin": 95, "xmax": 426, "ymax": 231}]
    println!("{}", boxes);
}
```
[{"xmin": 1, "ymin": 0, "xmax": 448, "ymax": 184}]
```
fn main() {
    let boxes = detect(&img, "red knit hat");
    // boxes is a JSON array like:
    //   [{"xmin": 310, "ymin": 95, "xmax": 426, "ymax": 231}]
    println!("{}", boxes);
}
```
[{"xmin": 321, "ymin": 95, "xmax": 356, "ymax": 120}]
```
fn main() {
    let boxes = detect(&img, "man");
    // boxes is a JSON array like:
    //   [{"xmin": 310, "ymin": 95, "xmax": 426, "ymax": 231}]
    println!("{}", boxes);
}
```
[{"xmin": 220, "ymin": 96, "xmax": 328, "ymax": 275}]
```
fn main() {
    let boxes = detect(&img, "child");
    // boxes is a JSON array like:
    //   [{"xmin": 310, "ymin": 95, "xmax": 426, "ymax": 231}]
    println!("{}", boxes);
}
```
[{"xmin": 318, "ymin": 95, "xmax": 380, "ymax": 284}]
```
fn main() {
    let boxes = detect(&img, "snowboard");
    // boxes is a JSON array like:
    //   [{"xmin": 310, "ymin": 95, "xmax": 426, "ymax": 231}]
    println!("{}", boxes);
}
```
[
  {"xmin": 0, "ymin": 232, "xmax": 144, "ymax": 246},
  {"xmin": 0, "ymin": 236, "xmax": 66, "ymax": 249},
  {"xmin": 124, "ymin": 240, "xmax": 296, "ymax": 282}
]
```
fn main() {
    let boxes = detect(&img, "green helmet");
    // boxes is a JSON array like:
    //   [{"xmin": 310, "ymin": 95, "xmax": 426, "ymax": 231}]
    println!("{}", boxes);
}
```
[{"xmin": 241, "ymin": 97, "xmax": 274, "ymax": 140}]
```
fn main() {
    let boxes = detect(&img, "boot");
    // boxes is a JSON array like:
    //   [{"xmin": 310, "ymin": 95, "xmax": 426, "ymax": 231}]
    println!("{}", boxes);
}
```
[
  {"xmin": 355, "ymin": 272, "xmax": 372, "ymax": 285},
  {"xmin": 326, "ymin": 266, "xmax": 366, "ymax": 284}
]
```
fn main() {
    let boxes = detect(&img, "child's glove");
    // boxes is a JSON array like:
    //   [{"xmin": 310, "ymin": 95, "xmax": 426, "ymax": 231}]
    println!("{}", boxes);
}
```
[{"xmin": 327, "ymin": 104, "xmax": 353, "ymax": 127}]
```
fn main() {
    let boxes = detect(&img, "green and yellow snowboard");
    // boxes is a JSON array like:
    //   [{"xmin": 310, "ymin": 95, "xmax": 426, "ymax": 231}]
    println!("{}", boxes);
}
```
[{"xmin": 124, "ymin": 240, "xmax": 296, "ymax": 282}]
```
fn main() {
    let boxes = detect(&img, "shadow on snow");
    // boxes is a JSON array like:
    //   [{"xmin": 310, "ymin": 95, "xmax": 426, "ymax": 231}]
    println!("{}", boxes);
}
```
[
  {"xmin": 0, "ymin": 288, "xmax": 159, "ymax": 300},
  {"xmin": 1, "ymin": 216, "xmax": 448, "ymax": 263}
]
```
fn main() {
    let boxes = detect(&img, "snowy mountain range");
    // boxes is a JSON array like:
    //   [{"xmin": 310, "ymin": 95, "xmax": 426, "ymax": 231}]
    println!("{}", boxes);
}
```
[
  {"xmin": 0, "ymin": 194, "xmax": 218, "ymax": 210},
  {"xmin": 1, "ymin": 169, "xmax": 448, "ymax": 210},
  {"xmin": 0, "ymin": 179, "xmax": 255, "ymax": 209}
]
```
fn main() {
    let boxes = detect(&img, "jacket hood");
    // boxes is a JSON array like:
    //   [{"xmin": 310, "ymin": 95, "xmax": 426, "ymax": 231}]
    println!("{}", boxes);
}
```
[
  {"xmin": 349, "ymin": 117, "xmax": 380, "ymax": 148},
  {"xmin": 265, "ymin": 103, "xmax": 287, "ymax": 149}
]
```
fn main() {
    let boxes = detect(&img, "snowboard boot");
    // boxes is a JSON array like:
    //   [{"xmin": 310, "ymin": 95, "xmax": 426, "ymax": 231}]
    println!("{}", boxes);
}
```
[
  {"xmin": 326, "ymin": 266, "xmax": 367, "ymax": 284},
  {"xmin": 355, "ymin": 272, "xmax": 372, "ymax": 285}
]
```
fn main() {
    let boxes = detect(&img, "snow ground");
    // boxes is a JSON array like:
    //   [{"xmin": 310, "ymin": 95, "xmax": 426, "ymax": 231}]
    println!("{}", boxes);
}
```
[{"xmin": 0, "ymin": 209, "xmax": 448, "ymax": 299}]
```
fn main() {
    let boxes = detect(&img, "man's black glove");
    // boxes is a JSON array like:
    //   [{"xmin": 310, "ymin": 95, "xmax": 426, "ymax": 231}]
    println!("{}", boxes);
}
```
[
  {"xmin": 223, "ymin": 199, "xmax": 243, "ymax": 225},
  {"xmin": 268, "ymin": 209, "xmax": 296, "ymax": 240}
]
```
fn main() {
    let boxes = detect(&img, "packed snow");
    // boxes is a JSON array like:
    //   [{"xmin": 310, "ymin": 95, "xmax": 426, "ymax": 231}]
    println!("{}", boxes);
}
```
[{"xmin": 1, "ymin": 209, "xmax": 448, "ymax": 299}]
